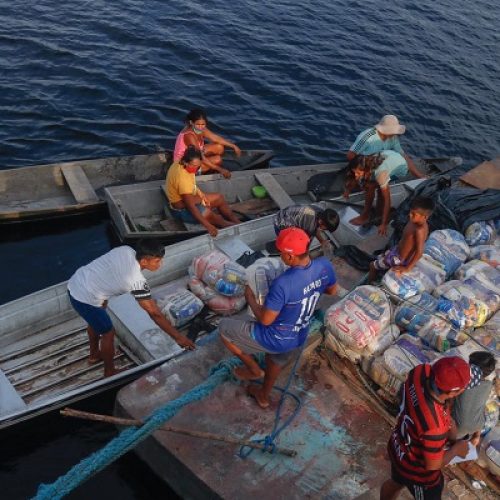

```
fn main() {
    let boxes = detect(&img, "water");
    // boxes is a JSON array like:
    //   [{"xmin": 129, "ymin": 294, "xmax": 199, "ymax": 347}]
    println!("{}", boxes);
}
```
[{"xmin": 0, "ymin": 0, "xmax": 498, "ymax": 497}]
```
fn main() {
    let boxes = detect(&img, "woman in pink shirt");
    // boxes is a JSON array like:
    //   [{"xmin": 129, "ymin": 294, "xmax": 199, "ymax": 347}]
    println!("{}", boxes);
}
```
[{"xmin": 173, "ymin": 108, "xmax": 241, "ymax": 178}]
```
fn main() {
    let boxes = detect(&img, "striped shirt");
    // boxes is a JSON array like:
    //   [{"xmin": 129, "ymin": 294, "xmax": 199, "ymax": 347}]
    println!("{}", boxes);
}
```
[
  {"xmin": 273, "ymin": 204, "xmax": 323, "ymax": 237},
  {"xmin": 388, "ymin": 364, "xmax": 450, "ymax": 487},
  {"xmin": 349, "ymin": 127, "xmax": 404, "ymax": 156}
]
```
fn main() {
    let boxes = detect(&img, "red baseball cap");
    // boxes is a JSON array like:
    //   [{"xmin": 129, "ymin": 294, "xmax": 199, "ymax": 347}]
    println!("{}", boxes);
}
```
[
  {"xmin": 432, "ymin": 356, "xmax": 471, "ymax": 392},
  {"xmin": 276, "ymin": 227, "xmax": 310, "ymax": 256}
]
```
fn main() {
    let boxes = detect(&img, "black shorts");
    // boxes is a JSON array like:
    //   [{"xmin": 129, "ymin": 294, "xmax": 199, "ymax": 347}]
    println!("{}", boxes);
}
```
[{"xmin": 391, "ymin": 464, "xmax": 444, "ymax": 500}]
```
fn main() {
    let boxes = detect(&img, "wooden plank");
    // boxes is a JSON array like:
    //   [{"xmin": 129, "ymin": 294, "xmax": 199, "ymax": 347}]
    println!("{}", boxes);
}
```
[
  {"xmin": 60, "ymin": 164, "xmax": 99, "ymax": 203},
  {"xmin": 460, "ymin": 158, "xmax": 500, "ymax": 190},
  {"xmin": 254, "ymin": 172, "xmax": 294, "ymax": 209}
]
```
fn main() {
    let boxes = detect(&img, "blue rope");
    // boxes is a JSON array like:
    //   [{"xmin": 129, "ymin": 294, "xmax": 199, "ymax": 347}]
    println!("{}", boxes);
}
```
[
  {"xmin": 238, "ymin": 341, "xmax": 305, "ymax": 459},
  {"xmin": 34, "ymin": 357, "xmax": 241, "ymax": 500}
]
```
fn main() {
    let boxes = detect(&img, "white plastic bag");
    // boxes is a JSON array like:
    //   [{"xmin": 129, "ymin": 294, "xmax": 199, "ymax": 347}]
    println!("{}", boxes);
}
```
[
  {"xmin": 325, "ymin": 286, "xmax": 391, "ymax": 351},
  {"xmin": 424, "ymin": 229, "xmax": 469, "ymax": 276}
]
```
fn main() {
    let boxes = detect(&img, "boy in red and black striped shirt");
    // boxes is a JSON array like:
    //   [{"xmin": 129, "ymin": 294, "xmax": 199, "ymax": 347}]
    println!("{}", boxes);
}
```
[{"xmin": 381, "ymin": 357, "xmax": 472, "ymax": 500}]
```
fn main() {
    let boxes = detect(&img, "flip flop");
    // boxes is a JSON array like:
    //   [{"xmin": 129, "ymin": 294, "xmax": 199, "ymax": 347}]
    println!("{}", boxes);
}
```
[{"xmin": 247, "ymin": 384, "xmax": 270, "ymax": 409}]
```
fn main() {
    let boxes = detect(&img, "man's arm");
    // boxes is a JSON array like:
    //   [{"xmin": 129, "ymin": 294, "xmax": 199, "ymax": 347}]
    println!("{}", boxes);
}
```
[
  {"xmin": 346, "ymin": 150, "xmax": 357, "ymax": 161},
  {"xmin": 138, "ymin": 298, "xmax": 195, "ymax": 349},
  {"xmin": 404, "ymin": 153, "xmax": 426, "ymax": 179},
  {"xmin": 244, "ymin": 286, "xmax": 279, "ymax": 325},
  {"xmin": 181, "ymin": 193, "xmax": 218, "ymax": 237},
  {"xmin": 424, "ymin": 440, "xmax": 469, "ymax": 470}
]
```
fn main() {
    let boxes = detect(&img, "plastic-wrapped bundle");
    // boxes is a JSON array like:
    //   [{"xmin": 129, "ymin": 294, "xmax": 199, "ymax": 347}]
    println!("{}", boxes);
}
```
[
  {"xmin": 478, "ymin": 427, "xmax": 500, "ymax": 477},
  {"xmin": 469, "ymin": 245, "xmax": 500, "ymax": 270},
  {"xmin": 471, "ymin": 311, "xmax": 500, "ymax": 354},
  {"xmin": 325, "ymin": 324, "xmax": 400, "ymax": 363},
  {"xmin": 434, "ymin": 278, "xmax": 499, "ymax": 323},
  {"xmin": 482, "ymin": 393, "xmax": 499, "ymax": 436},
  {"xmin": 455, "ymin": 260, "xmax": 495, "ymax": 281},
  {"xmin": 246, "ymin": 257, "xmax": 286, "ymax": 305},
  {"xmin": 188, "ymin": 277, "xmax": 246, "ymax": 315},
  {"xmin": 325, "ymin": 286, "xmax": 391, "ymax": 352},
  {"xmin": 394, "ymin": 293, "xmax": 469, "ymax": 351},
  {"xmin": 157, "ymin": 289, "xmax": 204, "ymax": 327},
  {"xmin": 189, "ymin": 250, "xmax": 245, "ymax": 297},
  {"xmin": 424, "ymin": 229, "xmax": 469, "ymax": 276},
  {"xmin": 189, "ymin": 250, "xmax": 229, "ymax": 284},
  {"xmin": 382, "ymin": 254, "xmax": 447, "ymax": 299},
  {"xmin": 464, "ymin": 220, "xmax": 496, "ymax": 246},
  {"xmin": 361, "ymin": 334, "xmax": 441, "ymax": 399}
]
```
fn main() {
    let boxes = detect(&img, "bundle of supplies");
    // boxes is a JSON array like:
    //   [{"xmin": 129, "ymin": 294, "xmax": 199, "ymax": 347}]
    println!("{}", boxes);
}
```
[
  {"xmin": 325, "ymin": 286, "xmax": 392, "ymax": 353},
  {"xmin": 157, "ymin": 289, "xmax": 204, "ymax": 327},
  {"xmin": 394, "ymin": 293, "xmax": 469, "ymax": 352},
  {"xmin": 188, "ymin": 250, "xmax": 247, "ymax": 315}
]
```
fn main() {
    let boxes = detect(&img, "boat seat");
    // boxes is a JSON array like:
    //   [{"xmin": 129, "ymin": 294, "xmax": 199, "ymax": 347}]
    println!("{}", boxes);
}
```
[
  {"xmin": 0, "ymin": 369, "xmax": 27, "ymax": 416},
  {"xmin": 161, "ymin": 186, "xmax": 205, "ymax": 233},
  {"xmin": 254, "ymin": 172, "xmax": 294, "ymax": 209},
  {"xmin": 60, "ymin": 164, "xmax": 99, "ymax": 204}
]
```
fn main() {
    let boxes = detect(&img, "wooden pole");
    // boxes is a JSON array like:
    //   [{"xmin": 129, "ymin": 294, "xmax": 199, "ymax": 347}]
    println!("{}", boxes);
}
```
[{"xmin": 60, "ymin": 407, "xmax": 297, "ymax": 457}]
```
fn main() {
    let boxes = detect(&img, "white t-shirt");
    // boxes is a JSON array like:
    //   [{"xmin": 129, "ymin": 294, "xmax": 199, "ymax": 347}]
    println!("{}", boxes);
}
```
[{"xmin": 68, "ymin": 246, "xmax": 151, "ymax": 306}]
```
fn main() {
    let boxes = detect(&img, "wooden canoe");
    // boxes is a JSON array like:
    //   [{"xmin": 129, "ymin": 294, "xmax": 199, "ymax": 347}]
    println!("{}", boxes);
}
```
[{"xmin": 0, "ymin": 149, "xmax": 273, "ymax": 224}]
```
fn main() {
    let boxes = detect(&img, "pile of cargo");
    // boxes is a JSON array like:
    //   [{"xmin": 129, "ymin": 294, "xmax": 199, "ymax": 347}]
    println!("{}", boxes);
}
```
[{"xmin": 324, "ymin": 225, "xmax": 500, "ymax": 475}]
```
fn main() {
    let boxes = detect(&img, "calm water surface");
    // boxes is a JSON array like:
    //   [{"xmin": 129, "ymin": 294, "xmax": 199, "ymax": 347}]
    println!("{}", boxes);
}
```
[{"xmin": 0, "ymin": 0, "xmax": 498, "ymax": 498}]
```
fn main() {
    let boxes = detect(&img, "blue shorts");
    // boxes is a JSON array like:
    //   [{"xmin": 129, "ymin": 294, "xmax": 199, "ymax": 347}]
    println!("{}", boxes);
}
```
[
  {"xmin": 68, "ymin": 292, "xmax": 113, "ymax": 335},
  {"xmin": 171, "ymin": 204, "xmax": 207, "ymax": 224}
]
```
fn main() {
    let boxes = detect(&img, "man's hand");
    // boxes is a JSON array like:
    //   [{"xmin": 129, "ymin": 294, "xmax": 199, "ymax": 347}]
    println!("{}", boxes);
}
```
[
  {"xmin": 233, "ymin": 144, "xmax": 241, "ymax": 156},
  {"xmin": 176, "ymin": 335, "xmax": 195, "ymax": 350},
  {"xmin": 470, "ymin": 432, "xmax": 481, "ymax": 447},
  {"xmin": 220, "ymin": 168, "xmax": 231, "ymax": 179},
  {"xmin": 378, "ymin": 223, "xmax": 388, "ymax": 236},
  {"xmin": 453, "ymin": 440, "xmax": 470, "ymax": 459},
  {"xmin": 343, "ymin": 189, "xmax": 350, "ymax": 199},
  {"xmin": 393, "ymin": 265, "xmax": 409, "ymax": 276},
  {"xmin": 206, "ymin": 224, "xmax": 218, "ymax": 237}
]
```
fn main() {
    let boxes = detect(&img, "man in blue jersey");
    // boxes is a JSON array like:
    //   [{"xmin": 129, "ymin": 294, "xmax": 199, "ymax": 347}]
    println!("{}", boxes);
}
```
[
  {"xmin": 220, "ymin": 227, "xmax": 338, "ymax": 409},
  {"xmin": 346, "ymin": 115, "xmax": 425, "ymax": 181}
]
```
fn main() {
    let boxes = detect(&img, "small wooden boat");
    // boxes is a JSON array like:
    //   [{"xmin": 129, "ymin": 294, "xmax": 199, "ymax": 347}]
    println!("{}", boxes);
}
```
[
  {"xmin": 0, "ymin": 149, "xmax": 273, "ymax": 224},
  {"xmin": 0, "ymin": 176, "xmax": 419, "ymax": 430},
  {"xmin": 105, "ymin": 157, "xmax": 461, "ymax": 243}
]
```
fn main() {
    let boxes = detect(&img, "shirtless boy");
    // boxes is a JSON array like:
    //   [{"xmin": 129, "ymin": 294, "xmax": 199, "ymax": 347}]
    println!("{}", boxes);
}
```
[{"xmin": 369, "ymin": 196, "xmax": 435, "ymax": 282}]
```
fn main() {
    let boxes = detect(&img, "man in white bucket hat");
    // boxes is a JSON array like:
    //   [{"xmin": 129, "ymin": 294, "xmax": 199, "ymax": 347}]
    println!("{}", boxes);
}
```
[{"xmin": 347, "ymin": 114, "xmax": 424, "ymax": 179}]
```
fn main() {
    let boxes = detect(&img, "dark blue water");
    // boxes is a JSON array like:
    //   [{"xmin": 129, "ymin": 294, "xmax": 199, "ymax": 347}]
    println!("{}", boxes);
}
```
[{"xmin": 1, "ymin": 0, "xmax": 498, "ymax": 497}]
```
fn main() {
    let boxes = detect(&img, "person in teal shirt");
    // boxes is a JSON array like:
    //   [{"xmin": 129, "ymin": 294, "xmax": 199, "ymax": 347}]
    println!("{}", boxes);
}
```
[
  {"xmin": 347, "ymin": 115, "xmax": 425, "ymax": 180},
  {"xmin": 345, "ymin": 151, "xmax": 411, "ymax": 235}
]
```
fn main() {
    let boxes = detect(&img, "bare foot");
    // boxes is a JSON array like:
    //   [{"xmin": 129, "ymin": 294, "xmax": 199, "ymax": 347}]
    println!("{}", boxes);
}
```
[
  {"xmin": 349, "ymin": 214, "xmax": 369, "ymax": 226},
  {"xmin": 88, "ymin": 355, "xmax": 101, "ymax": 365},
  {"xmin": 233, "ymin": 366, "xmax": 265, "ymax": 381},
  {"xmin": 103, "ymin": 366, "xmax": 127, "ymax": 378},
  {"xmin": 89, "ymin": 349, "xmax": 120, "ymax": 365},
  {"xmin": 247, "ymin": 384, "xmax": 270, "ymax": 409}
]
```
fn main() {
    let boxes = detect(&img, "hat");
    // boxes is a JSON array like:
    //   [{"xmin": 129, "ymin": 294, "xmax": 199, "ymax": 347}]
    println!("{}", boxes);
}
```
[
  {"xmin": 432, "ymin": 356, "xmax": 471, "ymax": 392},
  {"xmin": 375, "ymin": 115, "xmax": 406, "ymax": 135},
  {"xmin": 276, "ymin": 227, "xmax": 310, "ymax": 256}
]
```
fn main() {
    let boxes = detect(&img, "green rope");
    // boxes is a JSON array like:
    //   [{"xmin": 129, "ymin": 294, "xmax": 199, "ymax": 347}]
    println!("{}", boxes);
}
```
[{"xmin": 34, "ymin": 357, "xmax": 240, "ymax": 500}]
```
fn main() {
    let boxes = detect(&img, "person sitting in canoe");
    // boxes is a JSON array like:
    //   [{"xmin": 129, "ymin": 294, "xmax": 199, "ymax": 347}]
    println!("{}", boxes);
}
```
[
  {"xmin": 346, "ymin": 114, "xmax": 426, "ymax": 181},
  {"xmin": 165, "ymin": 146, "xmax": 241, "ymax": 237},
  {"xmin": 368, "ymin": 196, "xmax": 434, "ymax": 281},
  {"xmin": 173, "ymin": 108, "xmax": 241, "ymax": 178},
  {"xmin": 67, "ymin": 239, "xmax": 195, "ymax": 377},
  {"xmin": 219, "ymin": 228, "xmax": 338, "ymax": 409},
  {"xmin": 344, "ymin": 151, "xmax": 422, "ymax": 235}
]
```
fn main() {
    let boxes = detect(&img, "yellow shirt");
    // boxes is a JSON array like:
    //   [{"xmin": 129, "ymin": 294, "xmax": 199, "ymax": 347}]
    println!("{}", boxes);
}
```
[{"xmin": 165, "ymin": 161, "xmax": 201, "ymax": 205}]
